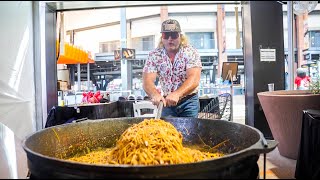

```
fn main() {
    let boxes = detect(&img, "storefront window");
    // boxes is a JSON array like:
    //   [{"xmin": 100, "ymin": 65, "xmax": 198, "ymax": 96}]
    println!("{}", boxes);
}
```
[
  {"xmin": 310, "ymin": 30, "xmax": 320, "ymax": 48},
  {"xmin": 99, "ymin": 40, "xmax": 120, "ymax": 53},
  {"xmin": 131, "ymin": 35, "xmax": 155, "ymax": 51},
  {"xmin": 185, "ymin": 32, "xmax": 215, "ymax": 49}
]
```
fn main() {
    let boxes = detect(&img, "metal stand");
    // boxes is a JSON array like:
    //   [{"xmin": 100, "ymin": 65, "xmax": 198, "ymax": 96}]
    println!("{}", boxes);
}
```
[
  {"xmin": 263, "ymin": 153, "xmax": 266, "ymax": 179},
  {"xmin": 225, "ymin": 70, "xmax": 234, "ymax": 122},
  {"xmin": 261, "ymin": 136, "xmax": 268, "ymax": 179}
]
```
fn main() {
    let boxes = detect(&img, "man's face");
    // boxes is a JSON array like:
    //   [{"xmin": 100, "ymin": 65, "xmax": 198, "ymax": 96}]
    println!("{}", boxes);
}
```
[{"xmin": 161, "ymin": 32, "xmax": 181, "ymax": 53}]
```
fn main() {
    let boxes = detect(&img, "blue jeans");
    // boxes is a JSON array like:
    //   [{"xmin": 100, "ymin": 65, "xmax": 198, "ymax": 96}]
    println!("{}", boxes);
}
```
[{"xmin": 161, "ymin": 94, "xmax": 199, "ymax": 118}]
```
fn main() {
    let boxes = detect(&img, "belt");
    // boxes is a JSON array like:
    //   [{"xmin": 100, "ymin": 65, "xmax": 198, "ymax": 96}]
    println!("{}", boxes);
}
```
[
  {"xmin": 163, "ymin": 93, "xmax": 198, "ymax": 103},
  {"xmin": 178, "ymin": 93, "xmax": 198, "ymax": 103}
]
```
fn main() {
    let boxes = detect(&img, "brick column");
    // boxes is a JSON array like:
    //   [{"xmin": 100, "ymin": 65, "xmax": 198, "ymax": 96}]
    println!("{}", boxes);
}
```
[
  {"xmin": 296, "ymin": 14, "xmax": 305, "ymax": 68},
  {"xmin": 160, "ymin": 6, "xmax": 168, "ymax": 23},
  {"xmin": 216, "ymin": 5, "xmax": 227, "ymax": 77}
]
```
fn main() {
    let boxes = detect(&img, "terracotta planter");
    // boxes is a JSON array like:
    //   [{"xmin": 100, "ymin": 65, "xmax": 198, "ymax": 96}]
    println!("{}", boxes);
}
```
[{"xmin": 257, "ymin": 90, "xmax": 320, "ymax": 160}]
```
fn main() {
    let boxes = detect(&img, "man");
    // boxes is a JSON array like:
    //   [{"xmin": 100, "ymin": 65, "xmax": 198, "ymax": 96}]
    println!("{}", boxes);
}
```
[{"xmin": 142, "ymin": 19, "xmax": 202, "ymax": 118}]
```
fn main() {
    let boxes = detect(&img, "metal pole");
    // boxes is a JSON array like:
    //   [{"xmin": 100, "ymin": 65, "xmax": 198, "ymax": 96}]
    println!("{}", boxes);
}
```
[
  {"xmin": 77, "ymin": 63, "xmax": 81, "ymax": 91},
  {"xmin": 33, "ymin": 1, "xmax": 47, "ymax": 130},
  {"xmin": 120, "ymin": 8, "xmax": 132, "ymax": 97},
  {"xmin": 87, "ymin": 63, "xmax": 90, "ymax": 91},
  {"xmin": 230, "ymin": 84, "xmax": 233, "ymax": 122},
  {"xmin": 287, "ymin": 1, "xmax": 294, "ymax": 90}
]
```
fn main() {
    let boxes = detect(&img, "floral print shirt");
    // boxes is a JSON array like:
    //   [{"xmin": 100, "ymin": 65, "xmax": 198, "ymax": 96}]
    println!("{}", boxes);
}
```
[{"xmin": 143, "ymin": 44, "xmax": 202, "ymax": 96}]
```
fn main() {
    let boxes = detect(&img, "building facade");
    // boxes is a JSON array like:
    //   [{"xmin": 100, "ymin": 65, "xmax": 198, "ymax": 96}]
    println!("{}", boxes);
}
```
[{"xmin": 61, "ymin": 4, "xmax": 320, "ymax": 95}]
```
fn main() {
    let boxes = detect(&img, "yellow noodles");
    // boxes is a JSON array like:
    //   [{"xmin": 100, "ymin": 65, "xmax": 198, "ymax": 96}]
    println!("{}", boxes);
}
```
[{"xmin": 67, "ymin": 119, "xmax": 224, "ymax": 165}]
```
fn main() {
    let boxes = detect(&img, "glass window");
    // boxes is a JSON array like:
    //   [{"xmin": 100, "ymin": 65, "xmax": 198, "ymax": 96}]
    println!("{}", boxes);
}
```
[
  {"xmin": 310, "ymin": 31, "xmax": 320, "ymax": 48},
  {"xmin": 227, "ymin": 55, "xmax": 244, "ymax": 65},
  {"xmin": 131, "ymin": 35, "xmax": 155, "ymax": 51},
  {"xmin": 99, "ymin": 40, "xmax": 120, "ymax": 53},
  {"xmin": 185, "ymin": 32, "xmax": 215, "ymax": 49}
]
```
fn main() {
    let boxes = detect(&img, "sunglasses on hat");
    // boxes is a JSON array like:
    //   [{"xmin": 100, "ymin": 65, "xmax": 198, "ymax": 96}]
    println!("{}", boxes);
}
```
[{"xmin": 162, "ymin": 32, "xmax": 180, "ymax": 40}]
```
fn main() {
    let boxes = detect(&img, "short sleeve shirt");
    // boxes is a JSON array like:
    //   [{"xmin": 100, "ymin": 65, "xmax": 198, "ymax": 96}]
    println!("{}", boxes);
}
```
[{"xmin": 143, "ymin": 44, "xmax": 202, "ymax": 96}]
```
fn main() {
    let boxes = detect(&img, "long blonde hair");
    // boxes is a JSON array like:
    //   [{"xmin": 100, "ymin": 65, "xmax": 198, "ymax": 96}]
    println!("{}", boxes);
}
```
[{"xmin": 157, "ymin": 34, "xmax": 189, "ymax": 49}]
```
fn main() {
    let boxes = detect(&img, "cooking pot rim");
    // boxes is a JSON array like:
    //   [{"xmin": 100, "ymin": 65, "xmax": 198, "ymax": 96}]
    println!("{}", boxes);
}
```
[
  {"xmin": 22, "ymin": 117, "xmax": 275, "ymax": 168},
  {"xmin": 22, "ymin": 142, "xmax": 258, "ymax": 168}
]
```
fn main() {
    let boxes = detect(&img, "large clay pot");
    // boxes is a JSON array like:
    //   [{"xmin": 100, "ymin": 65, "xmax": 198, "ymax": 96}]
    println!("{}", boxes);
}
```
[{"xmin": 257, "ymin": 90, "xmax": 320, "ymax": 160}]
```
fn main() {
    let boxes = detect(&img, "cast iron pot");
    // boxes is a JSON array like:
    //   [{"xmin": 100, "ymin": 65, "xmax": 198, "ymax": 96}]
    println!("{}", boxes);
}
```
[{"xmin": 22, "ymin": 117, "xmax": 277, "ymax": 179}]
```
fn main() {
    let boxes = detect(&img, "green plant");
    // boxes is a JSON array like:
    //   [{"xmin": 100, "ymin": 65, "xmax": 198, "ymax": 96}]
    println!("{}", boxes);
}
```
[{"xmin": 309, "ymin": 75, "xmax": 320, "ymax": 94}]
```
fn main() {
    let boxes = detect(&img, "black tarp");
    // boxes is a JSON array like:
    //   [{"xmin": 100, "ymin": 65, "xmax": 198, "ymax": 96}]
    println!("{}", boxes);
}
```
[
  {"xmin": 45, "ymin": 101, "xmax": 134, "ymax": 128},
  {"xmin": 45, "ymin": 98, "xmax": 222, "ymax": 128},
  {"xmin": 295, "ymin": 109, "xmax": 320, "ymax": 179}
]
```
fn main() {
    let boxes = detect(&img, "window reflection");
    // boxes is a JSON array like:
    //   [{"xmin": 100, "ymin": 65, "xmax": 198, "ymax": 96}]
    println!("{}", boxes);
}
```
[{"xmin": 185, "ymin": 32, "xmax": 215, "ymax": 49}]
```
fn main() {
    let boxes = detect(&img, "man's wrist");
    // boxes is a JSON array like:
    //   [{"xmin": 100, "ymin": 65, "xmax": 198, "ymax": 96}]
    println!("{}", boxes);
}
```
[
  {"xmin": 172, "ymin": 91, "xmax": 183, "ymax": 99},
  {"xmin": 150, "ymin": 91, "xmax": 160, "ymax": 99}
]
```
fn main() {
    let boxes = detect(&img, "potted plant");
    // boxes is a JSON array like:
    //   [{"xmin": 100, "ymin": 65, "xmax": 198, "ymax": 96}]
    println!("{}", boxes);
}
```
[
  {"xmin": 257, "ymin": 76, "xmax": 320, "ymax": 160},
  {"xmin": 309, "ymin": 76, "xmax": 320, "ymax": 94}
]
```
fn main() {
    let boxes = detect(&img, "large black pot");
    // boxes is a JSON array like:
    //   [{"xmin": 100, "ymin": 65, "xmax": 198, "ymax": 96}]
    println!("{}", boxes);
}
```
[{"xmin": 22, "ymin": 117, "xmax": 277, "ymax": 179}]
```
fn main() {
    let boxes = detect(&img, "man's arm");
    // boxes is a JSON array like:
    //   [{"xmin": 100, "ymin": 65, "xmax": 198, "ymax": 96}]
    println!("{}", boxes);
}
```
[
  {"xmin": 165, "ymin": 67, "xmax": 201, "ymax": 106},
  {"xmin": 142, "ymin": 72, "xmax": 166, "ymax": 106},
  {"xmin": 142, "ymin": 72, "xmax": 158, "ymax": 98},
  {"xmin": 175, "ymin": 67, "xmax": 201, "ymax": 97}
]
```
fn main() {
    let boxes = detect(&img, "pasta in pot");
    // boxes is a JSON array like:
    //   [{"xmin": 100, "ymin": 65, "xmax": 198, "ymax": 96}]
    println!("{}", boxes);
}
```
[{"xmin": 67, "ymin": 119, "xmax": 224, "ymax": 165}]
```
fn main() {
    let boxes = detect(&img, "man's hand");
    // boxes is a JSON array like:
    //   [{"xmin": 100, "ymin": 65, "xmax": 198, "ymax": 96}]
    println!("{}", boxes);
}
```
[
  {"xmin": 170, "ymin": 67, "xmax": 201, "ymax": 102},
  {"xmin": 151, "ymin": 94, "xmax": 166, "ymax": 107},
  {"xmin": 165, "ymin": 92, "xmax": 180, "ymax": 107},
  {"xmin": 143, "ymin": 72, "xmax": 166, "ymax": 106}
]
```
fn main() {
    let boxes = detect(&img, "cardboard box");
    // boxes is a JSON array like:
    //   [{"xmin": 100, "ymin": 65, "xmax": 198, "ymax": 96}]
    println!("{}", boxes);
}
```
[{"xmin": 58, "ymin": 81, "xmax": 68, "ymax": 91}]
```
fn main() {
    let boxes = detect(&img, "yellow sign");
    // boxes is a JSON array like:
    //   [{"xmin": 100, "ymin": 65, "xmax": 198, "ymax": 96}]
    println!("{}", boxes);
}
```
[
  {"xmin": 122, "ymin": 48, "xmax": 136, "ymax": 60},
  {"xmin": 114, "ymin": 50, "xmax": 121, "ymax": 60},
  {"xmin": 114, "ymin": 48, "xmax": 136, "ymax": 60}
]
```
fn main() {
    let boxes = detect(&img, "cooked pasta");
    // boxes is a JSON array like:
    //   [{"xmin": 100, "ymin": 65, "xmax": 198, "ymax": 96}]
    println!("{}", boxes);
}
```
[{"xmin": 67, "ymin": 119, "xmax": 224, "ymax": 165}]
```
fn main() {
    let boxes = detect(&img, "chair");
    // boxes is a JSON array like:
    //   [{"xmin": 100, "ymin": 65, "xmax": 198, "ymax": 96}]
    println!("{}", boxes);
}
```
[
  {"xmin": 136, "ymin": 95, "xmax": 143, "ymax": 101},
  {"xmin": 132, "ymin": 100, "xmax": 158, "ymax": 118},
  {"xmin": 118, "ymin": 96, "xmax": 126, "ymax": 101},
  {"xmin": 198, "ymin": 93, "xmax": 232, "ymax": 121},
  {"xmin": 128, "ymin": 94, "xmax": 135, "ymax": 101},
  {"xmin": 144, "ymin": 95, "xmax": 151, "ymax": 100}
]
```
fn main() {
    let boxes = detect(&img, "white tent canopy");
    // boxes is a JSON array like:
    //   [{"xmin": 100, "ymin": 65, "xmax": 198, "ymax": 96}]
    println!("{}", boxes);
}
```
[{"xmin": 0, "ymin": 2, "xmax": 36, "ymax": 139}]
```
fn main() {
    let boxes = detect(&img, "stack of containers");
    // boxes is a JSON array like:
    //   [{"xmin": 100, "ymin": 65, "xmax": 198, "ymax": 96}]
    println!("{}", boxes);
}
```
[{"xmin": 57, "ymin": 42, "xmax": 90, "ymax": 64}]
